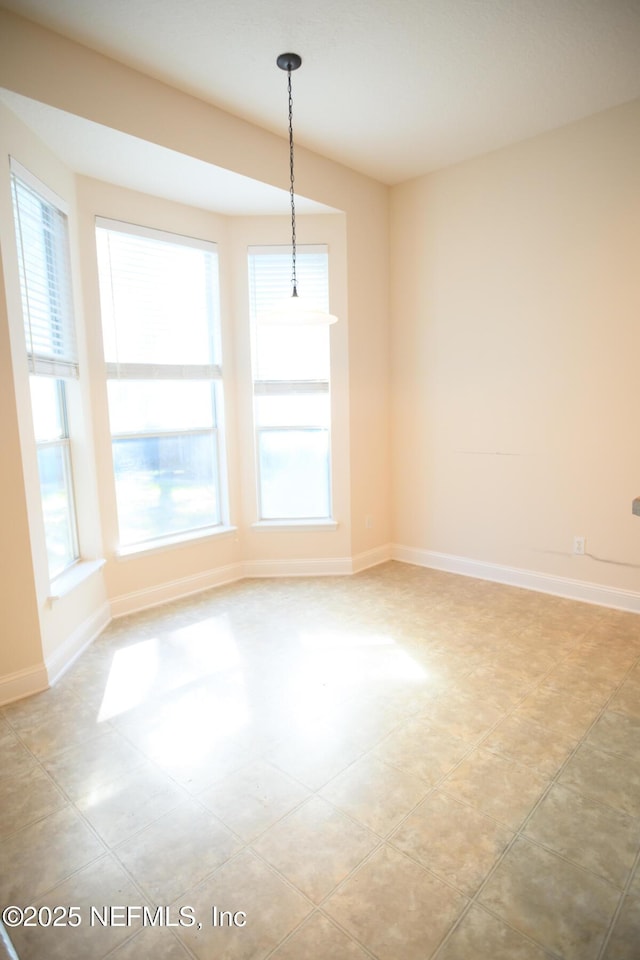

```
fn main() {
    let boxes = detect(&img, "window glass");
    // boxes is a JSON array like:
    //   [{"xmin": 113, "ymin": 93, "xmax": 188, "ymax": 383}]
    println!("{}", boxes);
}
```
[
  {"xmin": 258, "ymin": 429, "xmax": 330, "ymax": 520},
  {"xmin": 36, "ymin": 430, "xmax": 77, "ymax": 578},
  {"xmin": 113, "ymin": 432, "xmax": 219, "ymax": 546},
  {"xmin": 107, "ymin": 381, "xmax": 215, "ymax": 436},
  {"xmin": 255, "ymin": 394, "xmax": 329, "ymax": 429},
  {"xmin": 30, "ymin": 376, "xmax": 65, "ymax": 442},
  {"xmin": 96, "ymin": 228, "xmax": 219, "ymax": 366},
  {"xmin": 254, "ymin": 324, "xmax": 329, "ymax": 381}
]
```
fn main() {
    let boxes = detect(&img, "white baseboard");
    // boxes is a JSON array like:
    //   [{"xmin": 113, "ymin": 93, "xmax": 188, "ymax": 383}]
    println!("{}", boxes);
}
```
[
  {"xmin": 352, "ymin": 544, "xmax": 393, "ymax": 573},
  {"xmin": 46, "ymin": 601, "xmax": 112, "ymax": 686},
  {"xmin": 241, "ymin": 557, "xmax": 353, "ymax": 578},
  {"xmin": 392, "ymin": 544, "xmax": 640, "ymax": 613},
  {"xmin": 110, "ymin": 553, "xmax": 384, "ymax": 619},
  {"xmin": 0, "ymin": 663, "xmax": 49, "ymax": 707},
  {"xmin": 110, "ymin": 562, "xmax": 245, "ymax": 618}
]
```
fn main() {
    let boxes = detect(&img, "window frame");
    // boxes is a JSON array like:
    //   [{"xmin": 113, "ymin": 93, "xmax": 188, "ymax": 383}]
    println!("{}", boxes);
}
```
[
  {"xmin": 11, "ymin": 161, "xmax": 81, "ymax": 581},
  {"xmin": 95, "ymin": 218, "xmax": 229, "ymax": 551},
  {"xmin": 32, "ymin": 378, "xmax": 80, "ymax": 577},
  {"xmin": 248, "ymin": 245, "xmax": 334, "ymax": 524}
]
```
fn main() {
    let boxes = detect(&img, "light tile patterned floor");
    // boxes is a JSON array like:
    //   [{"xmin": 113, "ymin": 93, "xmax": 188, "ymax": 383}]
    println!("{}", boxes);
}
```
[{"xmin": 1, "ymin": 561, "xmax": 640, "ymax": 959}]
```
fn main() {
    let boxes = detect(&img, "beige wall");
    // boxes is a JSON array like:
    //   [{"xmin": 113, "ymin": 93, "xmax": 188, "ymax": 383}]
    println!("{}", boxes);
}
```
[
  {"xmin": 0, "ymin": 252, "xmax": 42, "ymax": 681},
  {"xmin": 391, "ymin": 99, "xmax": 640, "ymax": 592}
]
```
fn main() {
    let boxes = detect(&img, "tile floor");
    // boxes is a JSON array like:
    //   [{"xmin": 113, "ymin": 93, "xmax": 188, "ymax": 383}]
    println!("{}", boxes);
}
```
[{"xmin": 1, "ymin": 561, "xmax": 640, "ymax": 959}]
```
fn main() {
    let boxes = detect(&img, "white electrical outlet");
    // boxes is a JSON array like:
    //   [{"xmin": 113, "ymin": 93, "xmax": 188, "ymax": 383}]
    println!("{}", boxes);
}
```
[
  {"xmin": 365, "ymin": 514, "xmax": 373, "ymax": 529},
  {"xmin": 573, "ymin": 536, "xmax": 585, "ymax": 556}
]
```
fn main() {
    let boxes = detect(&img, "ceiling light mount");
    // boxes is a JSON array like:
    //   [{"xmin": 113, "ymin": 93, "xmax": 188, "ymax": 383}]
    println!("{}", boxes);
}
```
[{"xmin": 276, "ymin": 52, "xmax": 301, "ymax": 73}]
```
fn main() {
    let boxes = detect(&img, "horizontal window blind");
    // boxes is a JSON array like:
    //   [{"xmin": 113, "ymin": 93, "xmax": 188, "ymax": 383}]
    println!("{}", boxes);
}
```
[
  {"xmin": 96, "ymin": 222, "xmax": 220, "ymax": 373},
  {"xmin": 248, "ymin": 246, "xmax": 331, "ymax": 383},
  {"xmin": 253, "ymin": 380, "xmax": 329, "ymax": 395},
  {"xmin": 248, "ymin": 246, "xmax": 330, "ymax": 323},
  {"xmin": 11, "ymin": 173, "xmax": 78, "ymax": 377},
  {"xmin": 103, "ymin": 362, "xmax": 222, "ymax": 381}
]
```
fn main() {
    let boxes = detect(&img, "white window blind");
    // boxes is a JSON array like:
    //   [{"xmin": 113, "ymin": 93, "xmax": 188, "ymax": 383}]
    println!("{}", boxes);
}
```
[
  {"xmin": 248, "ymin": 245, "xmax": 330, "ymax": 323},
  {"xmin": 11, "ymin": 172, "xmax": 78, "ymax": 378},
  {"xmin": 96, "ymin": 220, "xmax": 220, "ymax": 379},
  {"xmin": 248, "ymin": 246, "xmax": 331, "ymax": 383}
]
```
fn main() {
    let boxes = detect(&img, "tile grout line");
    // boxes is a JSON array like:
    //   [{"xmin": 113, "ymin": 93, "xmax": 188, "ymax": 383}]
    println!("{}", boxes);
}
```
[
  {"xmin": 421, "ymin": 615, "xmax": 635, "ymax": 946},
  {"xmin": 430, "ymin": 643, "xmax": 640, "ymax": 960},
  {"xmin": 101, "ymin": 922, "xmax": 193, "ymax": 960},
  {"xmin": 598, "ymin": 656, "xmax": 640, "ymax": 960},
  {"xmin": 302, "ymin": 616, "xmax": 614, "ymax": 958},
  {"xmin": 595, "ymin": 809, "xmax": 640, "ymax": 960},
  {"xmin": 1, "ymin": 717, "xmax": 251, "ymax": 959},
  {"xmin": 262, "ymin": 909, "xmax": 381, "ymax": 960}
]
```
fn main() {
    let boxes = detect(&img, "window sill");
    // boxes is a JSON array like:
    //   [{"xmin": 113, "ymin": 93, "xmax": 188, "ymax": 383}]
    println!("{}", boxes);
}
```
[
  {"xmin": 48, "ymin": 558, "xmax": 106, "ymax": 603},
  {"xmin": 116, "ymin": 525, "xmax": 238, "ymax": 559},
  {"xmin": 251, "ymin": 519, "xmax": 338, "ymax": 533}
]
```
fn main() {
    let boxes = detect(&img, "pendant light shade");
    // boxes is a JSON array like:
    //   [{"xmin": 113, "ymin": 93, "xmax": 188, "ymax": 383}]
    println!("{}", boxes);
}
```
[
  {"xmin": 264, "ymin": 291, "xmax": 338, "ymax": 325},
  {"xmin": 264, "ymin": 53, "xmax": 338, "ymax": 325}
]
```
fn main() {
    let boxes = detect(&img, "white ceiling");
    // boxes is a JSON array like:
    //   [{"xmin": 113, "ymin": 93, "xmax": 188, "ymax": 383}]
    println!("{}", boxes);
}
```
[{"xmin": 2, "ymin": 0, "xmax": 640, "ymax": 186}]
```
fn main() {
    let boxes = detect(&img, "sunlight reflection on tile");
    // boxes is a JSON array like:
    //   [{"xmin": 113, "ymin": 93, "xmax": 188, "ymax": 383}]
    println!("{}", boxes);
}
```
[
  {"xmin": 298, "ymin": 631, "xmax": 430, "ymax": 690},
  {"xmin": 300, "ymin": 630, "xmax": 396, "ymax": 649},
  {"xmin": 135, "ymin": 689, "xmax": 252, "ymax": 766},
  {"xmin": 98, "ymin": 616, "xmax": 242, "ymax": 722},
  {"xmin": 98, "ymin": 640, "xmax": 160, "ymax": 721},
  {"xmin": 163, "ymin": 616, "xmax": 242, "ymax": 675}
]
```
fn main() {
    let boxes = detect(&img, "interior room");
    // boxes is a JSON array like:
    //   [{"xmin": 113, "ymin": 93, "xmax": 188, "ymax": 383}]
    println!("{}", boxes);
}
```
[{"xmin": 0, "ymin": 2, "xmax": 639, "ymax": 958}]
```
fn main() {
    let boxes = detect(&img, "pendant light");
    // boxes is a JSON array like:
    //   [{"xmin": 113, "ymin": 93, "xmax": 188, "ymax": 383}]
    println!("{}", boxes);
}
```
[{"xmin": 265, "ymin": 53, "xmax": 338, "ymax": 325}]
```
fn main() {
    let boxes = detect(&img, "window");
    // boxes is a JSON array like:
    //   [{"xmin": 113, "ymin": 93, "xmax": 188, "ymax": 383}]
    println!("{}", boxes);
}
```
[
  {"xmin": 248, "ymin": 246, "xmax": 332, "ymax": 521},
  {"xmin": 96, "ymin": 220, "xmax": 226, "ymax": 549},
  {"xmin": 11, "ymin": 166, "xmax": 80, "ymax": 580}
]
